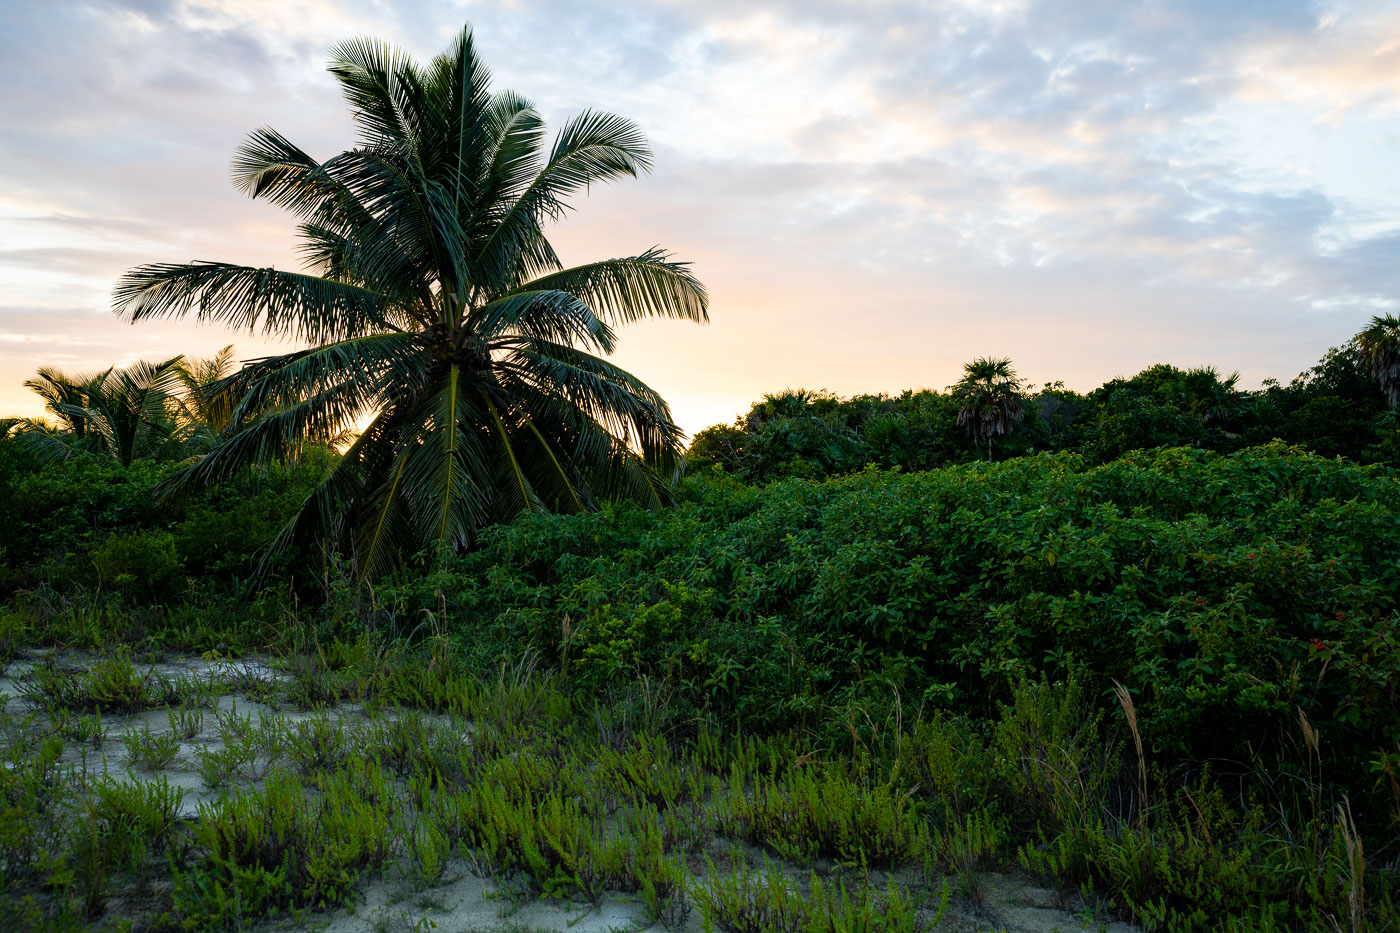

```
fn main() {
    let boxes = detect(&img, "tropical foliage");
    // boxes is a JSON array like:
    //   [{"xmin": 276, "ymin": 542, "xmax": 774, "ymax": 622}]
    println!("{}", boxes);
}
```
[
  {"xmin": 1356, "ymin": 313, "xmax": 1400, "ymax": 407},
  {"xmin": 949, "ymin": 356, "xmax": 1026, "ymax": 460},
  {"xmin": 384, "ymin": 443, "xmax": 1400, "ymax": 810},
  {"xmin": 689, "ymin": 344, "xmax": 1400, "ymax": 481},
  {"xmin": 112, "ymin": 27, "xmax": 707, "ymax": 577},
  {"xmin": 2, "ymin": 358, "xmax": 216, "ymax": 466},
  {"xmin": 3, "ymin": 354, "xmax": 1399, "ymax": 930},
  {"xmin": 171, "ymin": 345, "xmax": 237, "ymax": 435},
  {"xmin": 3, "ymin": 20, "xmax": 1399, "ymax": 931}
]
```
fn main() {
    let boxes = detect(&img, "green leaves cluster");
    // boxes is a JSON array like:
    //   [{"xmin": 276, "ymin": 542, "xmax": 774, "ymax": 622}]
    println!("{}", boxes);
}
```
[
  {"xmin": 0, "ymin": 454, "xmax": 329, "ymax": 604},
  {"xmin": 2, "ymin": 354, "xmax": 235, "ymax": 467},
  {"xmin": 387, "ymin": 443, "xmax": 1400, "ymax": 817}
]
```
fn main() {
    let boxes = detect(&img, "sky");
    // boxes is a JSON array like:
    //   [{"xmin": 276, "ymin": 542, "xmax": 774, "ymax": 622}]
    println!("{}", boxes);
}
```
[{"xmin": 1, "ymin": 0, "xmax": 1398, "ymax": 437}]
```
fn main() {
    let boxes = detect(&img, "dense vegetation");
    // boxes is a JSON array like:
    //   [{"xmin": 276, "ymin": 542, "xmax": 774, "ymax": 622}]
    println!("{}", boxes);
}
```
[
  {"xmin": 3, "ymin": 355, "xmax": 1399, "ymax": 927},
  {"xmin": 3, "ymin": 16, "xmax": 1400, "ymax": 930},
  {"xmin": 691, "ymin": 346, "xmax": 1399, "ymax": 481},
  {"xmin": 7, "ymin": 430, "xmax": 1396, "ymax": 804}
]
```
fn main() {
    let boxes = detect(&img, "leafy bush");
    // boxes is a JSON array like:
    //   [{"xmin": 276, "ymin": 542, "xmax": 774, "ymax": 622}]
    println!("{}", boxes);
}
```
[
  {"xmin": 715, "ymin": 765, "xmax": 928, "ymax": 865},
  {"xmin": 173, "ymin": 763, "xmax": 393, "ymax": 927},
  {"xmin": 692, "ymin": 854, "xmax": 944, "ymax": 933},
  {"xmin": 170, "ymin": 453, "xmax": 334, "ymax": 578},
  {"xmin": 384, "ymin": 443, "xmax": 1400, "ymax": 823},
  {"xmin": 91, "ymin": 530, "xmax": 183, "ymax": 595}
]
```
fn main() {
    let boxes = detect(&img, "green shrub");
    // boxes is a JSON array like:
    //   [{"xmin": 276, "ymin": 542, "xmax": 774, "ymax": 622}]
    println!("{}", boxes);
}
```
[
  {"xmin": 174, "ymin": 762, "xmax": 393, "ymax": 928},
  {"xmin": 716, "ymin": 765, "xmax": 928, "ymax": 866},
  {"xmin": 384, "ymin": 443, "xmax": 1400, "ymax": 825},
  {"xmin": 691, "ymin": 854, "xmax": 945, "ymax": 933},
  {"xmin": 121, "ymin": 724, "xmax": 180, "ymax": 771},
  {"xmin": 19, "ymin": 656, "xmax": 181, "ymax": 715},
  {"xmin": 91, "ymin": 530, "xmax": 183, "ymax": 595},
  {"xmin": 69, "ymin": 775, "xmax": 185, "ymax": 916},
  {"xmin": 171, "ymin": 455, "xmax": 331, "ymax": 578}
]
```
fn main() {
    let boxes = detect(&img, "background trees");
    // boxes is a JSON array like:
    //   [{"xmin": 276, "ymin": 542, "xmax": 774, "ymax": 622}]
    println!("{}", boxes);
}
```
[
  {"xmin": 683, "ymin": 329, "xmax": 1400, "ymax": 482},
  {"xmin": 3, "ymin": 358, "xmax": 212, "ymax": 466}
]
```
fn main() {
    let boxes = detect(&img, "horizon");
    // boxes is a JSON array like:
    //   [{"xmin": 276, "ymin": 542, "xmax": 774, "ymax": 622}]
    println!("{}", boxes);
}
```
[{"xmin": 3, "ymin": 1, "xmax": 1398, "ymax": 438}]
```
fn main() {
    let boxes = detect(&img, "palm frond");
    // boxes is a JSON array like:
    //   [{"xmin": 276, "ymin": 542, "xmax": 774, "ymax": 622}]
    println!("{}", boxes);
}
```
[
  {"xmin": 473, "ymin": 289, "xmax": 617, "ymax": 353},
  {"xmin": 327, "ymin": 37, "xmax": 430, "ymax": 151},
  {"xmin": 513, "ymin": 248, "xmax": 708, "ymax": 326},
  {"xmin": 258, "ymin": 408, "xmax": 405, "ymax": 580},
  {"xmin": 3, "ymin": 418, "xmax": 86, "ymax": 464},
  {"xmin": 501, "ymin": 338, "xmax": 679, "ymax": 441},
  {"xmin": 472, "ymin": 109, "xmax": 652, "ymax": 292},
  {"xmin": 114, "ymin": 261, "xmax": 392, "ymax": 343},
  {"xmin": 221, "ymin": 333, "xmax": 424, "ymax": 429},
  {"xmin": 392, "ymin": 367, "xmax": 494, "ymax": 551}
]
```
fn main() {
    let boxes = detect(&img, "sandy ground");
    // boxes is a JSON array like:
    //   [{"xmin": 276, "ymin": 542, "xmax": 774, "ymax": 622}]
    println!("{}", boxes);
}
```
[
  {"xmin": 297, "ymin": 867, "xmax": 1138, "ymax": 933},
  {"xmin": 1, "ymin": 651, "xmax": 1139, "ymax": 933}
]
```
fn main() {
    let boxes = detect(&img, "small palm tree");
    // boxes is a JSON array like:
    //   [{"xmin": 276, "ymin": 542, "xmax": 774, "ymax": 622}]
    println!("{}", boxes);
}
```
[
  {"xmin": 113, "ymin": 25, "xmax": 708, "ymax": 577},
  {"xmin": 24, "ymin": 366, "xmax": 103, "ymax": 438},
  {"xmin": 1355, "ymin": 314, "xmax": 1400, "ymax": 407},
  {"xmin": 174, "ymin": 345, "xmax": 238, "ymax": 436},
  {"xmin": 1180, "ymin": 366, "xmax": 1243, "ymax": 425},
  {"xmin": 4, "ymin": 366, "xmax": 98, "ymax": 459},
  {"xmin": 950, "ymin": 357, "xmax": 1026, "ymax": 461},
  {"xmin": 7, "ymin": 358, "xmax": 195, "ymax": 465}
]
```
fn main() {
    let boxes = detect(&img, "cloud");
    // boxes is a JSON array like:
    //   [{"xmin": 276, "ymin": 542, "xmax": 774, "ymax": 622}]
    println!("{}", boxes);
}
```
[{"xmin": 0, "ymin": 0, "xmax": 1397, "ymax": 434}]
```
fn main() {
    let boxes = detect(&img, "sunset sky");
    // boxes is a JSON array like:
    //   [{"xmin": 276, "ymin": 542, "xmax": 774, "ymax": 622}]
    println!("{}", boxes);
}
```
[{"xmin": 2, "ymin": 0, "xmax": 1398, "ymax": 437}]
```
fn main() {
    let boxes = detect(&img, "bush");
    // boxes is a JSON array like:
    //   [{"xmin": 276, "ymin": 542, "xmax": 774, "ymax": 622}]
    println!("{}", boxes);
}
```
[
  {"xmin": 91, "ymin": 531, "xmax": 183, "ymax": 596},
  {"xmin": 171, "ymin": 453, "xmax": 332, "ymax": 578},
  {"xmin": 384, "ymin": 443, "xmax": 1400, "ymax": 824},
  {"xmin": 0, "ymin": 454, "xmax": 330, "ymax": 599}
]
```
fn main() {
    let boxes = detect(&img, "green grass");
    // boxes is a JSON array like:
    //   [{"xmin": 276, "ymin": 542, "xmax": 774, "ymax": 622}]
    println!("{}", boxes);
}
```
[
  {"xmin": 0, "ymin": 636, "xmax": 1393, "ymax": 931},
  {"xmin": 120, "ymin": 723, "xmax": 179, "ymax": 771},
  {"xmin": 19, "ymin": 656, "xmax": 181, "ymax": 715},
  {"xmin": 692, "ymin": 853, "xmax": 948, "ymax": 933}
]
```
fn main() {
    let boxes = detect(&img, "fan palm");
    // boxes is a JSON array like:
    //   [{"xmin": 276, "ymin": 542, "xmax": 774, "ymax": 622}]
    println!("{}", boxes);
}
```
[
  {"xmin": 950, "ymin": 357, "xmax": 1026, "ymax": 461},
  {"xmin": 112, "ymin": 26, "xmax": 708, "ymax": 577},
  {"xmin": 1355, "ymin": 314, "xmax": 1400, "ymax": 407}
]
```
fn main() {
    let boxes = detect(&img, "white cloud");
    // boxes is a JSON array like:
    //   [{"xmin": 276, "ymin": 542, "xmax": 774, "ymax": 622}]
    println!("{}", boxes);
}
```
[{"xmin": 0, "ymin": 0, "xmax": 1397, "ymax": 433}]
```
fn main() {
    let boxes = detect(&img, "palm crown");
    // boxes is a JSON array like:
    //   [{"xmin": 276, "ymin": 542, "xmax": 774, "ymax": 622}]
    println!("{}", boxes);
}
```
[
  {"xmin": 1355, "ymin": 313, "xmax": 1400, "ymax": 408},
  {"xmin": 113, "ymin": 26, "xmax": 708, "ymax": 577},
  {"xmin": 950, "ymin": 357, "xmax": 1026, "ymax": 460}
]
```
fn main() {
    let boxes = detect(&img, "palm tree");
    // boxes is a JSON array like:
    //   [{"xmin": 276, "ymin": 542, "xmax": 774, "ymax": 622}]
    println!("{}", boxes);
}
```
[
  {"xmin": 113, "ymin": 26, "xmax": 708, "ymax": 577},
  {"xmin": 7, "ymin": 358, "xmax": 194, "ymax": 465},
  {"xmin": 174, "ymin": 345, "xmax": 237, "ymax": 436},
  {"xmin": 1355, "ymin": 314, "xmax": 1400, "ymax": 407},
  {"xmin": 1179, "ymin": 366, "xmax": 1243, "ymax": 426},
  {"xmin": 950, "ymin": 357, "xmax": 1026, "ymax": 461},
  {"xmin": 24, "ymin": 366, "xmax": 104, "ymax": 439},
  {"xmin": 5, "ymin": 366, "xmax": 98, "ymax": 460}
]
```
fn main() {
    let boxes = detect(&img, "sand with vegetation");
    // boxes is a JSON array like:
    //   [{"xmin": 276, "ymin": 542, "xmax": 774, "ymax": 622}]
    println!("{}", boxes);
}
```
[{"xmin": 1, "ymin": 648, "xmax": 1141, "ymax": 932}]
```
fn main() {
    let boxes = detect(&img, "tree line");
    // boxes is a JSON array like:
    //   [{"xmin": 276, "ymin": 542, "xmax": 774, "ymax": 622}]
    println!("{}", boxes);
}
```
[{"xmin": 688, "ymin": 316, "xmax": 1400, "ymax": 482}]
